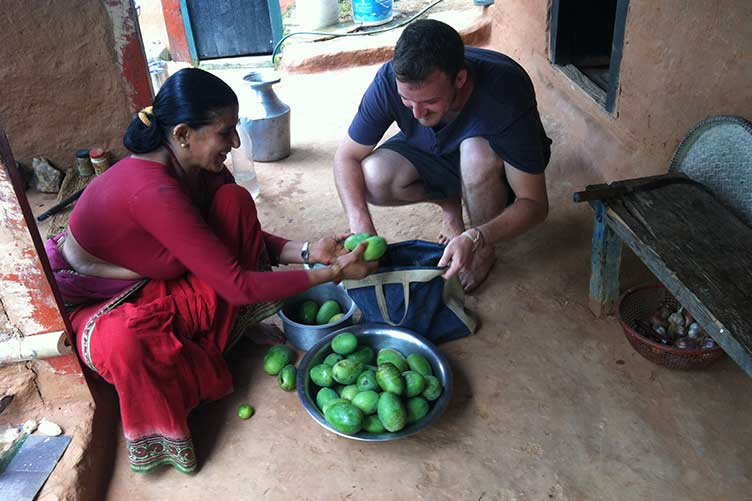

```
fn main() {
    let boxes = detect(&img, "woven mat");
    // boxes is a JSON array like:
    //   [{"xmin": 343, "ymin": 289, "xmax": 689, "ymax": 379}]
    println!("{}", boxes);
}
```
[
  {"xmin": 44, "ymin": 172, "xmax": 94, "ymax": 239},
  {"xmin": 669, "ymin": 115, "xmax": 752, "ymax": 227}
]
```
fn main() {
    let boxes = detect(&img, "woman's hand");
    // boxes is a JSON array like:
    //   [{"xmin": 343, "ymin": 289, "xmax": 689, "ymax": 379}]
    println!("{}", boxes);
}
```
[
  {"xmin": 310, "ymin": 233, "xmax": 349, "ymax": 264},
  {"xmin": 334, "ymin": 242, "xmax": 378, "ymax": 280}
]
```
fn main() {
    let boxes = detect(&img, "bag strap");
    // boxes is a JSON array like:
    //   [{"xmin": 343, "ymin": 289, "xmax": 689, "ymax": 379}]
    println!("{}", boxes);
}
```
[
  {"xmin": 343, "ymin": 269, "xmax": 444, "ymax": 326},
  {"xmin": 442, "ymin": 275, "xmax": 478, "ymax": 333}
]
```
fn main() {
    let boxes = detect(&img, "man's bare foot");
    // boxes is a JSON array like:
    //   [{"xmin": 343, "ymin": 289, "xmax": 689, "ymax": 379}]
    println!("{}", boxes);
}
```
[
  {"xmin": 244, "ymin": 323, "xmax": 286, "ymax": 346},
  {"xmin": 459, "ymin": 246, "xmax": 496, "ymax": 293},
  {"xmin": 437, "ymin": 212, "xmax": 465, "ymax": 244}
]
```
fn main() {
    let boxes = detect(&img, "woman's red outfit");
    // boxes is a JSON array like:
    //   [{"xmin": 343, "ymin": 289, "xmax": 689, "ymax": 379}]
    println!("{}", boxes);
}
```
[{"xmin": 46, "ymin": 157, "xmax": 311, "ymax": 473}]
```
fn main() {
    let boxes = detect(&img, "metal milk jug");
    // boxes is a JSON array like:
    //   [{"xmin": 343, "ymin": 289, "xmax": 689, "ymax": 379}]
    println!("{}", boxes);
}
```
[{"xmin": 240, "ymin": 70, "xmax": 291, "ymax": 162}]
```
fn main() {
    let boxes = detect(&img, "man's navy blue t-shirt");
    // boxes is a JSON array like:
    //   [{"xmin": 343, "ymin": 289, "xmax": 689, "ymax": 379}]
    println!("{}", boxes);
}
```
[{"xmin": 348, "ymin": 47, "xmax": 552, "ymax": 174}]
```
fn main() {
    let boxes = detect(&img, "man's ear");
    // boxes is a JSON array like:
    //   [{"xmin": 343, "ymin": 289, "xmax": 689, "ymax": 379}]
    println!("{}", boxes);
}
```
[{"xmin": 454, "ymin": 68, "xmax": 468, "ymax": 89}]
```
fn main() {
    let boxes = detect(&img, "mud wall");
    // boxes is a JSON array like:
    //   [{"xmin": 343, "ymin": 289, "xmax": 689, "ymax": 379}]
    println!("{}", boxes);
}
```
[
  {"xmin": 0, "ymin": 0, "xmax": 150, "ymax": 169},
  {"xmin": 487, "ymin": 1, "xmax": 752, "ymax": 184}
]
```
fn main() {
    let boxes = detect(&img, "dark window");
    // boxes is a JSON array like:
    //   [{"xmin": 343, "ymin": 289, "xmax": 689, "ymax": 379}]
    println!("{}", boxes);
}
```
[{"xmin": 550, "ymin": 0, "xmax": 629, "ymax": 113}]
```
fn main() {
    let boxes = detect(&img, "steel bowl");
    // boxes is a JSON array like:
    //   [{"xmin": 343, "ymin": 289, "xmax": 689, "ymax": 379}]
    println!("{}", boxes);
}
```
[
  {"xmin": 278, "ymin": 281, "xmax": 357, "ymax": 351},
  {"xmin": 296, "ymin": 323, "xmax": 453, "ymax": 441}
]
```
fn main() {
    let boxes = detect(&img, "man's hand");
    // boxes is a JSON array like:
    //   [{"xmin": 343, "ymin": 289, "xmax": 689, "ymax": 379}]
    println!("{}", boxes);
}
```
[{"xmin": 437, "ymin": 233, "xmax": 475, "ymax": 280}]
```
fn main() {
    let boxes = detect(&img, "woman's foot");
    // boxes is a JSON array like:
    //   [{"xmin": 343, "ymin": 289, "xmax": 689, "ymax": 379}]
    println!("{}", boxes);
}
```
[{"xmin": 244, "ymin": 323, "xmax": 286, "ymax": 346}]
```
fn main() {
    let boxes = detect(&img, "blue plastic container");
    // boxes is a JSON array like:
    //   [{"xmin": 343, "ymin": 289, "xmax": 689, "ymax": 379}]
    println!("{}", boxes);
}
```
[{"xmin": 351, "ymin": 0, "xmax": 393, "ymax": 26}]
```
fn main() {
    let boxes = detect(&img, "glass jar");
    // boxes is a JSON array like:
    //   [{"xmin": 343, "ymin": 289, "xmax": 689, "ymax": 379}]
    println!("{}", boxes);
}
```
[
  {"xmin": 75, "ymin": 149, "xmax": 93, "ymax": 177},
  {"xmin": 89, "ymin": 148, "xmax": 110, "ymax": 175}
]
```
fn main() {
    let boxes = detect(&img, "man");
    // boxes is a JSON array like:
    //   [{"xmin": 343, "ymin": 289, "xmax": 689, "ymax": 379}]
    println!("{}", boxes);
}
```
[{"xmin": 334, "ymin": 19, "xmax": 551, "ymax": 292}]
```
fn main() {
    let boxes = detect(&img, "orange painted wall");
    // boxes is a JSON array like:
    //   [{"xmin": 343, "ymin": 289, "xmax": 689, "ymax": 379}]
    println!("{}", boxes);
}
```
[{"xmin": 0, "ymin": 0, "xmax": 150, "ymax": 169}]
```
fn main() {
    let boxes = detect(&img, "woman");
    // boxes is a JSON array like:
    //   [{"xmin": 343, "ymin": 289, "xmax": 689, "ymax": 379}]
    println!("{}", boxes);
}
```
[{"xmin": 45, "ymin": 68, "xmax": 376, "ymax": 474}]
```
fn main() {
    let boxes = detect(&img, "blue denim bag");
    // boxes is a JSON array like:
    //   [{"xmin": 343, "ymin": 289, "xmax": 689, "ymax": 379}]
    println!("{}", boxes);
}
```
[{"xmin": 342, "ymin": 240, "xmax": 477, "ymax": 344}]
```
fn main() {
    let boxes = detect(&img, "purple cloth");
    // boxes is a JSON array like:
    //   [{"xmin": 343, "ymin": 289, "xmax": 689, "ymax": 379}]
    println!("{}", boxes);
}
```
[{"xmin": 45, "ymin": 231, "xmax": 141, "ymax": 306}]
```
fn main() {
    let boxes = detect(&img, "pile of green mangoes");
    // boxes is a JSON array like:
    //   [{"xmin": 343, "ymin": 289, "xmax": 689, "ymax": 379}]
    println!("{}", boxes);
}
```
[
  {"xmin": 297, "ymin": 299, "xmax": 346, "ymax": 325},
  {"xmin": 307, "ymin": 332, "xmax": 443, "ymax": 435},
  {"xmin": 344, "ymin": 233, "xmax": 388, "ymax": 261}
]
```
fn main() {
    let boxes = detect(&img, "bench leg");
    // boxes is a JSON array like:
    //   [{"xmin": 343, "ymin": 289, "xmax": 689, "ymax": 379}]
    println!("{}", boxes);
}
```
[{"xmin": 588, "ymin": 201, "xmax": 623, "ymax": 317}]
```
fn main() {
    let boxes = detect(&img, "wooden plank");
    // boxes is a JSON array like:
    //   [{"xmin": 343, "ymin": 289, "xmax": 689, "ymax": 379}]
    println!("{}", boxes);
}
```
[
  {"xmin": 573, "ymin": 172, "xmax": 694, "ymax": 203},
  {"xmin": 605, "ymin": 182, "xmax": 752, "ymax": 377},
  {"xmin": 588, "ymin": 201, "xmax": 623, "ymax": 317}
]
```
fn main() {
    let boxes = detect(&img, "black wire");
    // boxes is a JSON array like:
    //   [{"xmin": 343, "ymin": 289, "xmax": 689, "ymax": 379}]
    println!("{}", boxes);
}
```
[{"xmin": 271, "ymin": 0, "xmax": 446, "ymax": 61}]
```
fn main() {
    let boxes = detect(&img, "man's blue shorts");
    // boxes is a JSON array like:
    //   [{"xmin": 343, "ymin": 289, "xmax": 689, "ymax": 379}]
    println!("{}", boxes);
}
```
[{"xmin": 377, "ymin": 133, "xmax": 515, "ymax": 203}]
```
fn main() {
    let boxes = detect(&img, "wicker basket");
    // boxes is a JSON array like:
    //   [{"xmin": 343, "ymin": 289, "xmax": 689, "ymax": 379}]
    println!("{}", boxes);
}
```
[{"xmin": 617, "ymin": 284, "xmax": 725, "ymax": 370}]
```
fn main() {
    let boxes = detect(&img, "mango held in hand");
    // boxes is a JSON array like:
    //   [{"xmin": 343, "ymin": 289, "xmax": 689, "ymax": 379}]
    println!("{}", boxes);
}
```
[
  {"xmin": 344, "ymin": 233, "xmax": 372, "ymax": 251},
  {"xmin": 316, "ymin": 300, "xmax": 341, "ymax": 325},
  {"xmin": 263, "ymin": 345, "xmax": 294, "ymax": 375},
  {"xmin": 362, "ymin": 236, "xmax": 388, "ymax": 261},
  {"xmin": 277, "ymin": 364, "xmax": 297, "ymax": 391}
]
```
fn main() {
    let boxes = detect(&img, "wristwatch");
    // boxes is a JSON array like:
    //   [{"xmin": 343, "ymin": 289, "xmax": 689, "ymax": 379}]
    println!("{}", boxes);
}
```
[{"xmin": 301, "ymin": 241, "xmax": 311, "ymax": 267}]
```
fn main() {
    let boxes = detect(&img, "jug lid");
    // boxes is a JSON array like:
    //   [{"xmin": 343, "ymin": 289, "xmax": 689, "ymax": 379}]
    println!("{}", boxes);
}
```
[{"xmin": 243, "ymin": 69, "xmax": 281, "ymax": 87}]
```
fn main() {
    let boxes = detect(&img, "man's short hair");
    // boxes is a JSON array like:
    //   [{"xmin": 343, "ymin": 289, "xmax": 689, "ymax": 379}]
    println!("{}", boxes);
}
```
[{"xmin": 393, "ymin": 19, "xmax": 465, "ymax": 82}]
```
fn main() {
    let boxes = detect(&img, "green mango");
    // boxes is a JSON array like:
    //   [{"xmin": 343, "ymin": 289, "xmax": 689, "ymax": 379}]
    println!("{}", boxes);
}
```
[
  {"xmin": 422, "ymin": 375, "xmax": 443, "ymax": 401},
  {"xmin": 309, "ymin": 364, "xmax": 334, "ymax": 387},
  {"xmin": 328, "ymin": 313, "xmax": 345, "ymax": 324},
  {"xmin": 344, "ymin": 233, "xmax": 372, "ymax": 251},
  {"xmin": 377, "ymin": 392, "xmax": 407, "ymax": 432},
  {"xmin": 298, "ymin": 300, "xmax": 319, "ymax": 325},
  {"xmin": 331, "ymin": 332, "xmax": 358, "ymax": 355},
  {"xmin": 351, "ymin": 390, "xmax": 380, "ymax": 415},
  {"xmin": 376, "ymin": 363, "xmax": 404, "ymax": 396},
  {"xmin": 346, "ymin": 346, "xmax": 374, "ymax": 365},
  {"xmin": 356, "ymin": 369, "xmax": 379, "ymax": 392},
  {"xmin": 277, "ymin": 364, "xmax": 296, "ymax": 391},
  {"xmin": 402, "ymin": 370, "xmax": 426, "ymax": 398},
  {"xmin": 377, "ymin": 348, "xmax": 409, "ymax": 372},
  {"xmin": 263, "ymin": 345, "xmax": 294, "ymax": 375},
  {"xmin": 406, "ymin": 396, "xmax": 430, "ymax": 423},
  {"xmin": 322, "ymin": 397, "xmax": 349, "ymax": 415},
  {"xmin": 323, "ymin": 353, "xmax": 344, "ymax": 367},
  {"xmin": 362, "ymin": 414, "xmax": 386, "ymax": 433},
  {"xmin": 363, "ymin": 236, "xmax": 388, "ymax": 261},
  {"xmin": 406, "ymin": 353, "xmax": 433, "ymax": 376},
  {"xmin": 324, "ymin": 401, "xmax": 364, "ymax": 435},
  {"xmin": 316, "ymin": 300, "xmax": 341, "ymax": 325},
  {"xmin": 332, "ymin": 359, "xmax": 365, "ymax": 385},
  {"xmin": 340, "ymin": 384, "xmax": 359, "ymax": 401},
  {"xmin": 316, "ymin": 387, "xmax": 339, "ymax": 412}
]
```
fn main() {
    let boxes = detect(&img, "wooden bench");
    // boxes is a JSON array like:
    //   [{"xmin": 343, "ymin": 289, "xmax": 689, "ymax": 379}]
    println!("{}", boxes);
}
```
[{"xmin": 578, "ymin": 115, "xmax": 752, "ymax": 377}]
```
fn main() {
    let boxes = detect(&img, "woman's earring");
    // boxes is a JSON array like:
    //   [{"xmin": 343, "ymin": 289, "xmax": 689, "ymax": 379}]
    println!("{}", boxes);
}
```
[{"xmin": 181, "ymin": 143, "xmax": 187, "ymax": 148}]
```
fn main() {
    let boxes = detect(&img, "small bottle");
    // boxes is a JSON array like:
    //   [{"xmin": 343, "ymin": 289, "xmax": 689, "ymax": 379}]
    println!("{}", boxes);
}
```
[
  {"xmin": 229, "ymin": 122, "xmax": 260, "ymax": 200},
  {"xmin": 89, "ymin": 148, "xmax": 110, "ymax": 175},
  {"xmin": 75, "ymin": 149, "xmax": 94, "ymax": 177}
]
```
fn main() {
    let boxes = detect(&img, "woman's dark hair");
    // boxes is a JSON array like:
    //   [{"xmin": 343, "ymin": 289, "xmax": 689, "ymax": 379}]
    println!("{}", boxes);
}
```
[
  {"xmin": 393, "ymin": 19, "xmax": 465, "ymax": 83},
  {"xmin": 124, "ymin": 68, "xmax": 238, "ymax": 153}
]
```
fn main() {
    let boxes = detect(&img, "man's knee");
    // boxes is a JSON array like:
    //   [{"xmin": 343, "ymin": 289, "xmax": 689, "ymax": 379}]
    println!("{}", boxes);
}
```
[
  {"xmin": 361, "ymin": 149, "xmax": 407, "ymax": 202},
  {"xmin": 460, "ymin": 137, "xmax": 504, "ymax": 189}
]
